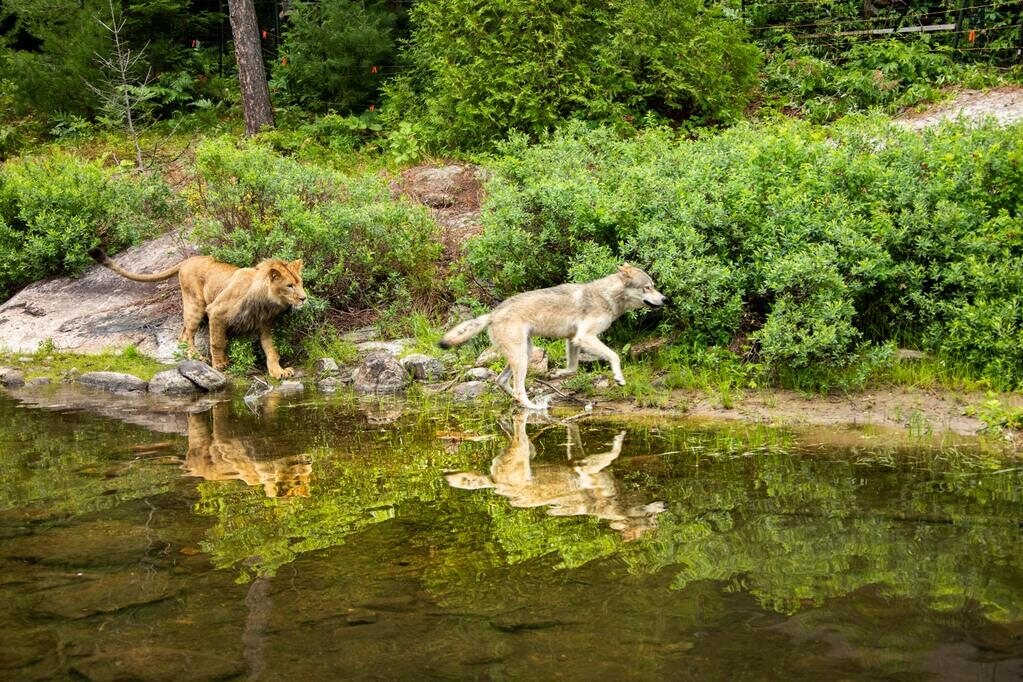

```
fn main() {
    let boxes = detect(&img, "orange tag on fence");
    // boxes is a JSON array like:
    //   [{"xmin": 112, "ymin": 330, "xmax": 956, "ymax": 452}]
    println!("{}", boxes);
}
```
[
  {"xmin": 262, "ymin": 29, "xmax": 268, "ymax": 39},
  {"xmin": 968, "ymin": 29, "xmax": 976, "ymax": 43}
]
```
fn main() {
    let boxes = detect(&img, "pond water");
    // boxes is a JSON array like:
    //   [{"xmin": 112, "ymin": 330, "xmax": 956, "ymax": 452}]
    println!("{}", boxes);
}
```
[{"xmin": 1, "ymin": 389, "xmax": 1022, "ymax": 680}]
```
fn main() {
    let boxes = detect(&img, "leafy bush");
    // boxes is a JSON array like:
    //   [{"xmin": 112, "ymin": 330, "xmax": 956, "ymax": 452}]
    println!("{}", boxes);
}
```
[
  {"xmin": 383, "ymin": 0, "xmax": 759, "ymax": 150},
  {"xmin": 0, "ymin": 153, "xmax": 180, "ymax": 300},
  {"xmin": 466, "ymin": 118, "xmax": 1023, "ymax": 387},
  {"xmin": 189, "ymin": 137, "xmax": 443, "ymax": 317},
  {"xmin": 762, "ymin": 40, "xmax": 1005, "ymax": 123}
]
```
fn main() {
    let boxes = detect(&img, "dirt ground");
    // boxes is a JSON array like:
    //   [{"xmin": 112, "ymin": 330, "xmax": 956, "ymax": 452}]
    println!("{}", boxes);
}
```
[
  {"xmin": 895, "ymin": 85, "xmax": 1023, "ymax": 130},
  {"xmin": 562, "ymin": 385, "xmax": 1023, "ymax": 450}
]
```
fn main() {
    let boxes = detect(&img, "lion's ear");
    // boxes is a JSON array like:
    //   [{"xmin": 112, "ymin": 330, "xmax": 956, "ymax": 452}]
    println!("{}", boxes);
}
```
[
  {"xmin": 268, "ymin": 268, "xmax": 282, "ymax": 281},
  {"xmin": 290, "ymin": 259, "xmax": 304, "ymax": 273}
]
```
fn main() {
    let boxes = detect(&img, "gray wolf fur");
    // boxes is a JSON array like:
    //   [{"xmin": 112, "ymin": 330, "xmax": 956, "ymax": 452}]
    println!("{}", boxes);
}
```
[{"xmin": 439, "ymin": 264, "xmax": 666, "ymax": 409}]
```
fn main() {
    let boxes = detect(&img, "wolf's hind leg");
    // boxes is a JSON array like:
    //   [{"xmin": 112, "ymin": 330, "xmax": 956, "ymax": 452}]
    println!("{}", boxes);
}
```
[
  {"xmin": 551, "ymin": 340, "xmax": 580, "ymax": 379},
  {"xmin": 178, "ymin": 293, "xmax": 206, "ymax": 359}
]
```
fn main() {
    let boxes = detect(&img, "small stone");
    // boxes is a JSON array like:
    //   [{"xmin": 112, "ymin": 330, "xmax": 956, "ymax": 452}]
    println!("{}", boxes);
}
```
[
  {"xmin": 627, "ymin": 336, "xmax": 672, "ymax": 358},
  {"xmin": 176, "ymin": 360, "xmax": 227, "ymax": 391},
  {"xmin": 465, "ymin": 367, "xmax": 496, "ymax": 381},
  {"xmin": 355, "ymin": 339, "xmax": 411, "ymax": 356},
  {"xmin": 896, "ymin": 348, "xmax": 928, "ymax": 361},
  {"xmin": 452, "ymin": 380, "xmax": 490, "ymax": 401},
  {"xmin": 340, "ymin": 325, "xmax": 379, "ymax": 344},
  {"xmin": 352, "ymin": 352, "xmax": 409, "ymax": 395},
  {"xmin": 475, "ymin": 347, "xmax": 500, "ymax": 365},
  {"xmin": 277, "ymin": 380, "xmax": 304, "ymax": 394},
  {"xmin": 400, "ymin": 353, "xmax": 444, "ymax": 381},
  {"xmin": 0, "ymin": 366, "xmax": 25, "ymax": 388},
  {"xmin": 313, "ymin": 357, "xmax": 339, "ymax": 377},
  {"xmin": 346, "ymin": 608, "xmax": 378, "ymax": 625},
  {"xmin": 148, "ymin": 369, "xmax": 200, "ymax": 395},
  {"xmin": 77, "ymin": 371, "xmax": 147, "ymax": 394},
  {"xmin": 529, "ymin": 348, "xmax": 548, "ymax": 373},
  {"xmin": 317, "ymin": 375, "xmax": 349, "ymax": 393},
  {"xmin": 592, "ymin": 376, "xmax": 612, "ymax": 390}
]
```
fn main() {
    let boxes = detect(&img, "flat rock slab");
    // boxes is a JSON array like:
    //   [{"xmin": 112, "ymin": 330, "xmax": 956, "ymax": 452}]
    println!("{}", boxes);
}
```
[
  {"xmin": 0, "ymin": 232, "xmax": 196, "ymax": 361},
  {"xmin": 177, "ymin": 360, "xmax": 227, "ymax": 391},
  {"xmin": 77, "ymin": 371, "xmax": 147, "ymax": 394}
]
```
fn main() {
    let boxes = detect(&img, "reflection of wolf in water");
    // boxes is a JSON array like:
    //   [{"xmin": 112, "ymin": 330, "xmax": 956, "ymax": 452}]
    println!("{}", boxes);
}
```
[
  {"xmin": 183, "ymin": 401, "xmax": 312, "ymax": 498},
  {"xmin": 445, "ymin": 413, "xmax": 666, "ymax": 541}
]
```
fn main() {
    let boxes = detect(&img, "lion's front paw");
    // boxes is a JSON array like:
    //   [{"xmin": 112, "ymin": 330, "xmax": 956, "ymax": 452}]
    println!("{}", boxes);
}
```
[
  {"xmin": 212, "ymin": 359, "xmax": 228, "ymax": 371},
  {"xmin": 270, "ymin": 366, "xmax": 295, "ymax": 379}
]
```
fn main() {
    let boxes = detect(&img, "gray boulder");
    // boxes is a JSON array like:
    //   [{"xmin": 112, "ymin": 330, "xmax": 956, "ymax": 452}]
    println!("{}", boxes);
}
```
[
  {"xmin": 148, "ymin": 369, "xmax": 200, "ymax": 395},
  {"xmin": 25, "ymin": 377, "xmax": 52, "ymax": 388},
  {"xmin": 177, "ymin": 360, "xmax": 227, "ymax": 391},
  {"xmin": 0, "ymin": 232, "xmax": 196, "ymax": 361},
  {"xmin": 401, "ymin": 354, "xmax": 444, "ymax": 381},
  {"xmin": 352, "ymin": 352, "xmax": 409, "ymax": 395},
  {"xmin": 452, "ymin": 380, "xmax": 490, "ymax": 401},
  {"xmin": 0, "ymin": 366, "xmax": 25, "ymax": 388},
  {"xmin": 77, "ymin": 371, "xmax": 147, "ymax": 394}
]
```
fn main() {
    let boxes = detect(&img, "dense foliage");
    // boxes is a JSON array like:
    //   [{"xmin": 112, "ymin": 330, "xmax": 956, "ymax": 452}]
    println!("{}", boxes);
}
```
[
  {"xmin": 382, "ymin": 0, "xmax": 760, "ymax": 150},
  {"xmin": 189, "ymin": 137, "xmax": 442, "ymax": 315},
  {"xmin": 274, "ymin": 0, "xmax": 398, "ymax": 112},
  {"xmin": 467, "ymin": 119, "xmax": 1023, "ymax": 387},
  {"xmin": 0, "ymin": 154, "xmax": 180, "ymax": 299}
]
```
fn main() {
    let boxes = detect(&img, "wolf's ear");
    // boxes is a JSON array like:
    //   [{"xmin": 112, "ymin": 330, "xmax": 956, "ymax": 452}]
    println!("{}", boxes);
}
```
[
  {"xmin": 290, "ymin": 259, "xmax": 303, "ymax": 273},
  {"xmin": 269, "ymin": 267, "xmax": 282, "ymax": 281},
  {"xmin": 617, "ymin": 263, "xmax": 633, "ymax": 279}
]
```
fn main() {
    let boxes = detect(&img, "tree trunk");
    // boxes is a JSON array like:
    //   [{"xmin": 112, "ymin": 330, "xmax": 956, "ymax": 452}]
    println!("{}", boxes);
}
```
[{"xmin": 227, "ymin": 0, "xmax": 274, "ymax": 135}]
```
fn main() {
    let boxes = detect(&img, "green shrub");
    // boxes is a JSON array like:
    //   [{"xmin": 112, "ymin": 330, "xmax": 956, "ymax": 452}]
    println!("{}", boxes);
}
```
[
  {"xmin": 0, "ymin": 153, "xmax": 180, "ymax": 299},
  {"xmin": 466, "ymin": 118, "xmax": 1023, "ymax": 387},
  {"xmin": 761, "ymin": 40, "xmax": 1006, "ymax": 123},
  {"xmin": 383, "ymin": 0, "xmax": 759, "ymax": 150},
  {"xmin": 275, "ymin": 0, "xmax": 398, "ymax": 113},
  {"xmin": 189, "ymin": 136, "xmax": 443, "ymax": 320}
]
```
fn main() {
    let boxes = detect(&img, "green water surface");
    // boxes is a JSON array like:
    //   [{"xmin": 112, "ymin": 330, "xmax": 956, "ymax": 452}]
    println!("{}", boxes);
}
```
[{"xmin": 0, "ymin": 389, "xmax": 1021, "ymax": 680}]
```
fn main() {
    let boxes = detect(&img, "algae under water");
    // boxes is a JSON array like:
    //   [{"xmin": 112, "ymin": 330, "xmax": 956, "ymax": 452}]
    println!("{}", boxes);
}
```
[{"xmin": 0, "ymin": 389, "xmax": 1021, "ymax": 680}]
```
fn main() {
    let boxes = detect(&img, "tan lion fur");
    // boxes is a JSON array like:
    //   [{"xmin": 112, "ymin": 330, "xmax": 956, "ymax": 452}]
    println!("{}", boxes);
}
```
[{"xmin": 88, "ymin": 248, "xmax": 307, "ymax": 378}]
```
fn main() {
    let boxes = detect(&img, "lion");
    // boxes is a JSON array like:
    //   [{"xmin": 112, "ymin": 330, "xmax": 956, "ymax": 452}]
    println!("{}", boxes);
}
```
[{"xmin": 88, "ymin": 248, "xmax": 307, "ymax": 378}]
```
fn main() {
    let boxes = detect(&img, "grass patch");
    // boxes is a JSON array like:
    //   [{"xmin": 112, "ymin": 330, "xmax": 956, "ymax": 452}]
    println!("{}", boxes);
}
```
[{"xmin": 2, "ymin": 344, "xmax": 170, "ymax": 382}]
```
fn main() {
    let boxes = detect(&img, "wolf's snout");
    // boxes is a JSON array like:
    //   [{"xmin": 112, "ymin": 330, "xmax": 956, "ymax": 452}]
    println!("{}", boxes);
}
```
[{"xmin": 644, "ymin": 293, "xmax": 667, "ymax": 307}]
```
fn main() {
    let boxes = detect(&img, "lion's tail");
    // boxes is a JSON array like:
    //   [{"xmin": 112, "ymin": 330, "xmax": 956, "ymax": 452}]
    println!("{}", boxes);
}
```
[
  {"xmin": 438, "ymin": 314, "xmax": 491, "ymax": 349},
  {"xmin": 88, "ymin": 247, "xmax": 183, "ymax": 283}
]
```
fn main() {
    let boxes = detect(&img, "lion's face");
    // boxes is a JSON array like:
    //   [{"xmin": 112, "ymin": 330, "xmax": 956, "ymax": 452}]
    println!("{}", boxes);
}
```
[{"xmin": 267, "ymin": 259, "xmax": 308, "ymax": 310}]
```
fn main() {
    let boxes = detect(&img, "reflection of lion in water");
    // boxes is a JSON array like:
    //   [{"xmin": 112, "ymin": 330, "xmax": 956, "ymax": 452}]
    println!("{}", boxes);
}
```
[
  {"xmin": 446, "ymin": 413, "xmax": 665, "ymax": 541},
  {"xmin": 183, "ymin": 402, "xmax": 312, "ymax": 498}
]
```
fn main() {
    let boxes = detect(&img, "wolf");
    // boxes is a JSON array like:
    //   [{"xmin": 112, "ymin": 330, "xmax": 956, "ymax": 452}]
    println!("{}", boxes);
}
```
[
  {"xmin": 445, "ymin": 412, "xmax": 666, "ymax": 540},
  {"xmin": 439, "ymin": 264, "xmax": 667, "ymax": 409}
]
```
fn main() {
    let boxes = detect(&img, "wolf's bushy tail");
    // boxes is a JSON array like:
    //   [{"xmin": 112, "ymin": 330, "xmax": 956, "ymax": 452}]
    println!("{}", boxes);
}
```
[
  {"xmin": 88, "ymin": 247, "xmax": 183, "ymax": 283},
  {"xmin": 438, "ymin": 314, "xmax": 491, "ymax": 349}
]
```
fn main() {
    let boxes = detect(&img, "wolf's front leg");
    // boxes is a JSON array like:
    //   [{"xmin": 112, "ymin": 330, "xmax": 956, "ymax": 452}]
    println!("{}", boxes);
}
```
[{"xmin": 575, "ymin": 334, "xmax": 624, "ymax": 385}]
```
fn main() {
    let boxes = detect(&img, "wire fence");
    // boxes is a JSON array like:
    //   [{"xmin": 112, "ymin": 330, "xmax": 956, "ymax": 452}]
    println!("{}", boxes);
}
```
[{"xmin": 741, "ymin": 0, "xmax": 1023, "ymax": 63}]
